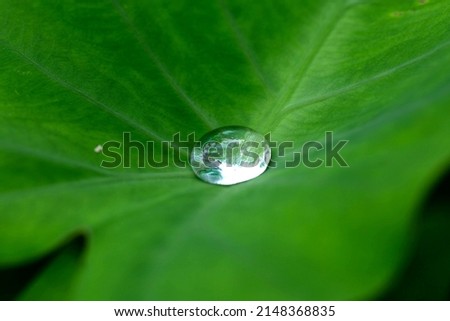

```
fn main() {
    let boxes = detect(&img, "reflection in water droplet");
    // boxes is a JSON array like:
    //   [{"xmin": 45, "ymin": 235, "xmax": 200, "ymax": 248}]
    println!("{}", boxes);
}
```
[{"xmin": 190, "ymin": 126, "xmax": 271, "ymax": 185}]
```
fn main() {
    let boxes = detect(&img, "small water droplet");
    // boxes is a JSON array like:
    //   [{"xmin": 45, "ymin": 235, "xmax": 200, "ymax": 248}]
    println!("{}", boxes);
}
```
[{"xmin": 190, "ymin": 126, "xmax": 271, "ymax": 185}]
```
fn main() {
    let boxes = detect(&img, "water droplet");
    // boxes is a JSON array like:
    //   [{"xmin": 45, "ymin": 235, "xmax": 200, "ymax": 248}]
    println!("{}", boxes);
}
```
[{"xmin": 190, "ymin": 126, "xmax": 271, "ymax": 185}]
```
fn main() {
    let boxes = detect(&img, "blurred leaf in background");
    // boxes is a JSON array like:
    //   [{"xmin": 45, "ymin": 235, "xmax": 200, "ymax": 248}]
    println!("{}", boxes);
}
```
[{"xmin": 0, "ymin": 0, "xmax": 449, "ymax": 300}]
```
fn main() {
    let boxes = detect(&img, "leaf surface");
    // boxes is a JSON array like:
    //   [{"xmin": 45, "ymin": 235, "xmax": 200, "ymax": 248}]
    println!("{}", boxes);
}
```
[{"xmin": 0, "ymin": 0, "xmax": 449, "ymax": 299}]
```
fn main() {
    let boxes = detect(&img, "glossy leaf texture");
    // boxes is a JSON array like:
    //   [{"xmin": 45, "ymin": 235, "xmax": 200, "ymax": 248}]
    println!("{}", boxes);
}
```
[{"xmin": 0, "ymin": 0, "xmax": 449, "ymax": 300}]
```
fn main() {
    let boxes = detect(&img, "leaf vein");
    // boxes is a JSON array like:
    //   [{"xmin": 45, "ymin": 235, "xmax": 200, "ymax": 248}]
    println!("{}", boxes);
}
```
[
  {"xmin": 218, "ymin": 0, "xmax": 274, "ymax": 94},
  {"xmin": 111, "ymin": 0, "xmax": 218, "ymax": 129},
  {"xmin": 0, "ymin": 41, "xmax": 167, "ymax": 143},
  {"xmin": 274, "ymin": 5, "xmax": 346, "ymax": 113},
  {"xmin": 281, "ymin": 40, "xmax": 450, "ymax": 114}
]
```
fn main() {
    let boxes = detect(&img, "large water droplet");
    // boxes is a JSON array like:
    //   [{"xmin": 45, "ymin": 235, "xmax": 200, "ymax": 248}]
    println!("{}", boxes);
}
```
[{"xmin": 190, "ymin": 126, "xmax": 271, "ymax": 185}]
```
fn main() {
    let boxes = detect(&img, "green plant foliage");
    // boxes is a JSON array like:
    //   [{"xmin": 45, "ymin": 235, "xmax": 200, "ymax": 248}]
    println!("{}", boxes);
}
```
[{"xmin": 0, "ymin": 0, "xmax": 449, "ymax": 300}]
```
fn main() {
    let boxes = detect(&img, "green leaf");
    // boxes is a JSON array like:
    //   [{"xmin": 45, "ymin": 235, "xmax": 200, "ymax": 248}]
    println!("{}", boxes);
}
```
[
  {"xmin": 1, "ymin": 0, "xmax": 449, "ymax": 300},
  {"xmin": 380, "ymin": 173, "xmax": 450, "ymax": 300}
]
